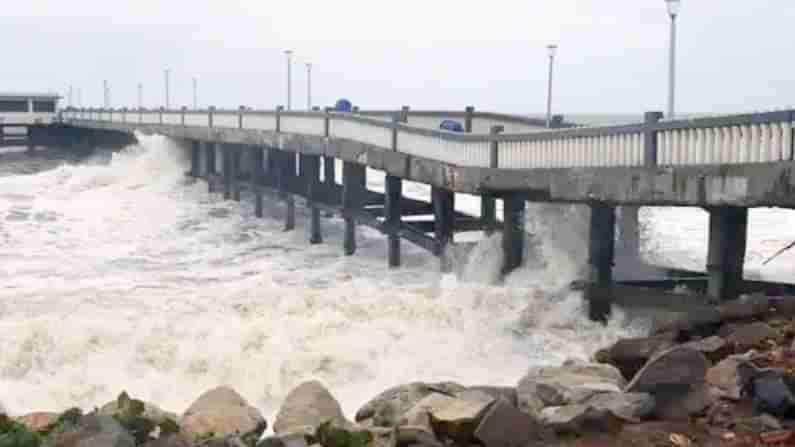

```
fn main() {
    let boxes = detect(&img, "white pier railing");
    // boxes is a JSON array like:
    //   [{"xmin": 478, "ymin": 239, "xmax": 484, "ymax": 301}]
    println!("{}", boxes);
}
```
[{"xmin": 61, "ymin": 107, "xmax": 795, "ymax": 170}]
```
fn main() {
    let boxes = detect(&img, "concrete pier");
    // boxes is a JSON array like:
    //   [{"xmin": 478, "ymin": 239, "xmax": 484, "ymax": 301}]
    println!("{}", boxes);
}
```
[
  {"xmin": 232, "ymin": 147, "xmax": 241, "ymax": 202},
  {"xmin": 252, "ymin": 147, "xmax": 265, "ymax": 218},
  {"xmin": 303, "ymin": 153, "xmax": 323, "ymax": 244},
  {"xmin": 707, "ymin": 207, "xmax": 748, "ymax": 302},
  {"xmin": 502, "ymin": 193, "xmax": 526, "ymax": 275},
  {"xmin": 191, "ymin": 141, "xmax": 201, "ymax": 178},
  {"xmin": 385, "ymin": 175, "xmax": 402, "ymax": 267},
  {"xmin": 587, "ymin": 203, "xmax": 616, "ymax": 322},
  {"xmin": 204, "ymin": 142, "xmax": 216, "ymax": 193},
  {"xmin": 342, "ymin": 161, "xmax": 366, "ymax": 256}
]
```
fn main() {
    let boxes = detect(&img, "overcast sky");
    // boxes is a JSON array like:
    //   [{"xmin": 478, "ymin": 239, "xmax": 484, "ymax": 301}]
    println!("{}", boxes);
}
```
[{"xmin": 3, "ymin": 1, "xmax": 794, "ymax": 116}]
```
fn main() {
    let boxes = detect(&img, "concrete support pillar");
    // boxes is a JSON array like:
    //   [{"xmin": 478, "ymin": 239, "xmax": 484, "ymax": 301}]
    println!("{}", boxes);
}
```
[
  {"xmin": 303, "ymin": 154, "xmax": 323, "ymax": 244},
  {"xmin": 502, "ymin": 194, "xmax": 525, "ymax": 275},
  {"xmin": 342, "ymin": 161, "xmax": 366, "ymax": 256},
  {"xmin": 232, "ymin": 147, "xmax": 241, "ymax": 202},
  {"xmin": 617, "ymin": 206, "xmax": 640, "ymax": 259},
  {"xmin": 707, "ymin": 206, "xmax": 748, "ymax": 302},
  {"xmin": 323, "ymin": 155, "xmax": 336, "ymax": 216},
  {"xmin": 277, "ymin": 150, "xmax": 296, "ymax": 231},
  {"xmin": 385, "ymin": 175, "xmax": 403, "ymax": 267},
  {"xmin": 0, "ymin": 126, "xmax": 4, "ymax": 145},
  {"xmin": 252, "ymin": 147, "xmax": 265, "ymax": 218},
  {"xmin": 587, "ymin": 202, "xmax": 616, "ymax": 322},
  {"xmin": 482, "ymin": 125, "xmax": 503, "ymax": 236},
  {"xmin": 222, "ymin": 145, "xmax": 232, "ymax": 200},
  {"xmin": 432, "ymin": 187, "xmax": 455, "ymax": 258},
  {"xmin": 190, "ymin": 141, "xmax": 201, "ymax": 177},
  {"xmin": 205, "ymin": 142, "xmax": 216, "ymax": 192}
]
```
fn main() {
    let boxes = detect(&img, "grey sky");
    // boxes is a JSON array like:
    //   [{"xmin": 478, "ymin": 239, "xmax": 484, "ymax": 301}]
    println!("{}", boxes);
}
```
[{"xmin": 3, "ymin": 1, "xmax": 794, "ymax": 116}]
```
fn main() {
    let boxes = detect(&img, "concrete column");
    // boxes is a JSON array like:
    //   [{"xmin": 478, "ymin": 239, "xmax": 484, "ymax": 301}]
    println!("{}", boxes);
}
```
[
  {"xmin": 617, "ymin": 206, "xmax": 641, "ymax": 259},
  {"xmin": 252, "ymin": 146, "xmax": 265, "ymax": 218},
  {"xmin": 0, "ymin": 126, "xmax": 4, "ymax": 145},
  {"xmin": 232, "ymin": 146, "xmax": 241, "ymax": 202},
  {"xmin": 342, "ymin": 161, "xmax": 366, "ymax": 255},
  {"xmin": 385, "ymin": 174, "xmax": 403, "ymax": 267},
  {"xmin": 464, "ymin": 106, "xmax": 475, "ymax": 133},
  {"xmin": 277, "ymin": 149, "xmax": 296, "ymax": 231},
  {"xmin": 587, "ymin": 202, "xmax": 616, "ymax": 322},
  {"xmin": 304, "ymin": 154, "xmax": 323, "ymax": 244},
  {"xmin": 190, "ymin": 141, "xmax": 201, "ymax": 177},
  {"xmin": 433, "ymin": 187, "xmax": 455, "ymax": 273},
  {"xmin": 205, "ymin": 142, "xmax": 216, "ymax": 194},
  {"xmin": 502, "ymin": 193, "xmax": 525, "ymax": 275},
  {"xmin": 707, "ymin": 206, "xmax": 748, "ymax": 302},
  {"xmin": 222, "ymin": 145, "xmax": 232, "ymax": 200}
]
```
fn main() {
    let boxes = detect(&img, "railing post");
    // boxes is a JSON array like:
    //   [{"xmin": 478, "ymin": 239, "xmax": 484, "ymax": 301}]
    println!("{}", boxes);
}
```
[
  {"xmin": 238, "ymin": 105, "xmax": 245, "ymax": 129},
  {"xmin": 108, "ymin": 108, "xmax": 113, "ymax": 123},
  {"xmin": 482, "ymin": 125, "xmax": 503, "ymax": 236},
  {"xmin": 181, "ymin": 106, "xmax": 187, "ymax": 126},
  {"xmin": 121, "ymin": 107, "xmax": 127, "ymax": 124},
  {"xmin": 275, "ymin": 105, "xmax": 283, "ymax": 133},
  {"xmin": 209, "ymin": 106, "xmax": 215, "ymax": 128},
  {"xmin": 159, "ymin": 106, "xmax": 164, "ymax": 125},
  {"xmin": 400, "ymin": 105, "xmax": 410, "ymax": 123},
  {"xmin": 465, "ymin": 106, "xmax": 475, "ymax": 133},
  {"xmin": 644, "ymin": 111, "xmax": 664, "ymax": 167},
  {"xmin": 324, "ymin": 107, "xmax": 331, "ymax": 138},
  {"xmin": 352, "ymin": 106, "xmax": 360, "ymax": 113},
  {"xmin": 138, "ymin": 107, "xmax": 142, "ymax": 124}
]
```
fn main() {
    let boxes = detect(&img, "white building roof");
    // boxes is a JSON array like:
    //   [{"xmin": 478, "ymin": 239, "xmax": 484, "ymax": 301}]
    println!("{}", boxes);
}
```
[{"xmin": 0, "ymin": 92, "xmax": 60, "ymax": 100}]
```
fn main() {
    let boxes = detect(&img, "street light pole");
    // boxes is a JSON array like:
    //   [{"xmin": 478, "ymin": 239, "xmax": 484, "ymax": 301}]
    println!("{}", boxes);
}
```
[
  {"xmin": 103, "ymin": 80, "xmax": 108, "ymax": 108},
  {"xmin": 192, "ymin": 77, "xmax": 198, "ymax": 110},
  {"xmin": 165, "ymin": 69, "xmax": 170, "ymax": 109},
  {"xmin": 545, "ymin": 44, "xmax": 558, "ymax": 128},
  {"xmin": 666, "ymin": 0, "xmax": 681, "ymax": 119},
  {"xmin": 306, "ymin": 62, "xmax": 312, "ymax": 111},
  {"xmin": 138, "ymin": 83, "xmax": 143, "ymax": 110},
  {"xmin": 285, "ymin": 50, "xmax": 293, "ymax": 110}
]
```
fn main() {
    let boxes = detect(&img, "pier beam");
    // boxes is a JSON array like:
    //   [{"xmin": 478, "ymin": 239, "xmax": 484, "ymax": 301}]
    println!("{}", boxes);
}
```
[
  {"xmin": 502, "ymin": 193, "xmax": 525, "ymax": 276},
  {"xmin": 707, "ymin": 206, "xmax": 748, "ymax": 302},
  {"xmin": 252, "ymin": 146, "xmax": 265, "ymax": 218},
  {"xmin": 385, "ymin": 175, "xmax": 403, "ymax": 267},
  {"xmin": 303, "ymin": 154, "xmax": 323, "ymax": 244},
  {"xmin": 587, "ymin": 203, "xmax": 616, "ymax": 323},
  {"xmin": 342, "ymin": 161, "xmax": 366, "ymax": 255}
]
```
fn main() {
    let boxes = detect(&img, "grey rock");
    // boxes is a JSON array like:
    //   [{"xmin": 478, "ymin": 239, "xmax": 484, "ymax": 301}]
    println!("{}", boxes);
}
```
[
  {"xmin": 718, "ymin": 296, "xmax": 772, "ymax": 322},
  {"xmin": 682, "ymin": 336, "xmax": 731, "ymax": 363},
  {"xmin": 100, "ymin": 395, "xmax": 178, "ymax": 426},
  {"xmin": 273, "ymin": 381, "xmax": 349, "ymax": 434},
  {"xmin": 517, "ymin": 360, "xmax": 625, "ymax": 417},
  {"xmin": 460, "ymin": 386, "xmax": 517, "ymax": 407},
  {"xmin": 596, "ymin": 332, "xmax": 677, "ymax": 380},
  {"xmin": 725, "ymin": 322, "xmax": 778, "ymax": 349},
  {"xmin": 652, "ymin": 307, "xmax": 721, "ymax": 336},
  {"xmin": 583, "ymin": 392, "xmax": 655, "ymax": 422},
  {"xmin": 395, "ymin": 426, "xmax": 444, "ymax": 447},
  {"xmin": 400, "ymin": 393, "xmax": 455, "ymax": 431},
  {"xmin": 474, "ymin": 398, "xmax": 539, "ymax": 447},
  {"xmin": 706, "ymin": 353, "xmax": 755, "ymax": 400},
  {"xmin": 257, "ymin": 432, "xmax": 311, "ymax": 447},
  {"xmin": 742, "ymin": 367, "xmax": 795, "ymax": 417},
  {"xmin": 734, "ymin": 414, "xmax": 782, "ymax": 433},
  {"xmin": 141, "ymin": 434, "xmax": 192, "ymax": 447},
  {"xmin": 538, "ymin": 405, "xmax": 623, "ymax": 434},
  {"xmin": 355, "ymin": 382, "xmax": 464, "ymax": 427},
  {"xmin": 181, "ymin": 386, "xmax": 266, "ymax": 440},
  {"xmin": 429, "ymin": 395, "xmax": 494, "ymax": 443}
]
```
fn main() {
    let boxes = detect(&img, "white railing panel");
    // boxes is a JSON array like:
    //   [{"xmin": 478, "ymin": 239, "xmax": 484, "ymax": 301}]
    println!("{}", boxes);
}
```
[
  {"xmin": 244, "ymin": 114, "xmax": 276, "ymax": 131},
  {"xmin": 185, "ymin": 113, "xmax": 209, "ymax": 127},
  {"xmin": 213, "ymin": 113, "xmax": 239, "ymax": 129},
  {"xmin": 281, "ymin": 115, "xmax": 325, "ymax": 136},
  {"xmin": 331, "ymin": 119, "xmax": 392, "ymax": 149},
  {"xmin": 140, "ymin": 112, "xmax": 160, "ymax": 124},
  {"xmin": 498, "ymin": 133, "xmax": 644, "ymax": 169},
  {"xmin": 397, "ymin": 132, "xmax": 490, "ymax": 167},
  {"xmin": 163, "ymin": 113, "xmax": 182, "ymax": 126}
]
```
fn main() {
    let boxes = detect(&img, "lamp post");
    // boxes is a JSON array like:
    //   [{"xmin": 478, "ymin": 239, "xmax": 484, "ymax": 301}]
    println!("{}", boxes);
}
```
[
  {"xmin": 545, "ymin": 44, "xmax": 558, "ymax": 128},
  {"xmin": 285, "ymin": 50, "xmax": 293, "ymax": 110},
  {"xmin": 306, "ymin": 62, "xmax": 312, "ymax": 111},
  {"xmin": 192, "ymin": 77, "xmax": 198, "ymax": 110},
  {"xmin": 103, "ymin": 80, "xmax": 108, "ymax": 108},
  {"xmin": 138, "ymin": 83, "xmax": 143, "ymax": 110},
  {"xmin": 666, "ymin": 0, "xmax": 681, "ymax": 119},
  {"xmin": 164, "ymin": 69, "xmax": 170, "ymax": 109}
]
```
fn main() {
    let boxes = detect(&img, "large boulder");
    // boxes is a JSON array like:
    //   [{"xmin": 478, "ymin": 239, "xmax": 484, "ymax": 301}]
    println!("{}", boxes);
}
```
[
  {"xmin": 428, "ymin": 392, "xmax": 495, "ymax": 444},
  {"xmin": 738, "ymin": 363, "xmax": 795, "ymax": 418},
  {"xmin": 682, "ymin": 336, "xmax": 732, "ymax": 364},
  {"xmin": 625, "ymin": 347, "xmax": 710, "ymax": 420},
  {"xmin": 273, "ymin": 381, "xmax": 349, "ymax": 435},
  {"xmin": 517, "ymin": 360, "xmax": 626, "ymax": 418},
  {"xmin": 651, "ymin": 307, "xmax": 722, "ymax": 337},
  {"xmin": 355, "ymin": 381, "xmax": 464, "ymax": 427},
  {"xmin": 180, "ymin": 386, "xmax": 266, "ymax": 441},
  {"xmin": 595, "ymin": 332, "xmax": 678, "ymax": 380},
  {"xmin": 582, "ymin": 392, "xmax": 655, "ymax": 422},
  {"xmin": 44, "ymin": 412, "xmax": 136, "ymax": 447},
  {"xmin": 706, "ymin": 352, "xmax": 755, "ymax": 400},
  {"xmin": 718, "ymin": 296, "xmax": 772, "ymax": 322},
  {"xmin": 538, "ymin": 405, "xmax": 624, "ymax": 435},
  {"xmin": 473, "ymin": 398, "xmax": 539, "ymax": 447},
  {"xmin": 100, "ymin": 392, "xmax": 178, "ymax": 426},
  {"xmin": 141, "ymin": 434, "xmax": 193, "ymax": 447},
  {"xmin": 460, "ymin": 386, "xmax": 518, "ymax": 408}
]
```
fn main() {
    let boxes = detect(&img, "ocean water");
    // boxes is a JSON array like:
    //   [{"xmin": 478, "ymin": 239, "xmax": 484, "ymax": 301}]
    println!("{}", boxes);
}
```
[{"xmin": 0, "ymin": 135, "xmax": 646, "ymax": 420}]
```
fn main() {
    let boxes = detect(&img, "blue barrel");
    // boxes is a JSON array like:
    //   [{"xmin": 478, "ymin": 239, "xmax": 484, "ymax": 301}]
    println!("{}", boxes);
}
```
[
  {"xmin": 335, "ymin": 99, "xmax": 353, "ymax": 112},
  {"xmin": 440, "ymin": 119, "xmax": 464, "ymax": 132}
]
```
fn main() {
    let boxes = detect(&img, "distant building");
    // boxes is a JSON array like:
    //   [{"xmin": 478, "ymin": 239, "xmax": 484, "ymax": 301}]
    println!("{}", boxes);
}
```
[{"xmin": 0, "ymin": 92, "xmax": 60, "ymax": 124}]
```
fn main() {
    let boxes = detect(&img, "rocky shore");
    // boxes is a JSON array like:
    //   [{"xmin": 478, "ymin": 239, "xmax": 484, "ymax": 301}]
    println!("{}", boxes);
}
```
[{"xmin": 4, "ymin": 295, "xmax": 795, "ymax": 447}]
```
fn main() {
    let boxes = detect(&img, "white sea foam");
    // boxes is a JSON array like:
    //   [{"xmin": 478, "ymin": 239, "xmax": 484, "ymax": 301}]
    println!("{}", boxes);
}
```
[{"xmin": 0, "ymin": 133, "xmax": 684, "ymax": 421}]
